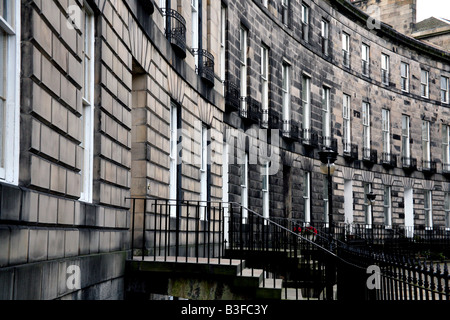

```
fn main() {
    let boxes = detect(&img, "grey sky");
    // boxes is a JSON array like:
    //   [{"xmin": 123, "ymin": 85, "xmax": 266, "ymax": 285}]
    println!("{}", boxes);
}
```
[{"xmin": 416, "ymin": 0, "xmax": 450, "ymax": 21}]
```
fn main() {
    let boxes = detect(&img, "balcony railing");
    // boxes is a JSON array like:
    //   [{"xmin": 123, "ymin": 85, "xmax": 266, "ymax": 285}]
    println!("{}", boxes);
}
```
[
  {"xmin": 362, "ymin": 147, "xmax": 377, "ymax": 164},
  {"xmin": 192, "ymin": 49, "xmax": 215, "ymax": 87},
  {"xmin": 381, "ymin": 69, "xmax": 389, "ymax": 85},
  {"xmin": 224, "ymin": 80, "xmax": 240, "ymax": 112},
  {"xmin": 161, "ymin": 8, "xmax": 186, "ymax": 59},
  {"xmin": 302, "ymin": 128, "xmax": 319, "ymax": 148},
  {"xmin": 401, "ymin": 157, "xmax": 417, "ymax": 171},
  {"xmin": 422, "ymin": 160, "xmax": 437, "ymax": 174},
  {"xmin": 362, "ymin": 60, "xmax": 370, "ymax": 77},
  {"xmin": 239, "ymin": 96, "xmax": 260, "ymax": 123},
  {"xmin": 321, "ymin": 136, "xmax": 338, "ymax": 152},
  {"xmin": 282, "ymin": 120, "xmax": 300, "ymax": 141},
  {"xmin": 343, "ymin": 141, "xmax": 358, "ymax": 160},
  {"xmin": 443, "ymin": 163, "xmax": 450, "ymax": 175},
  {"xmin": 343, "ymin": 50, "xmax": 350, "ymax": 68},
  {"xmin": 267, "ymin": 109, "xmax": 280, "ymax": 130},
  {"xmin": 381, "ymin": 152, "xmax": 397, "ymax": 168}
]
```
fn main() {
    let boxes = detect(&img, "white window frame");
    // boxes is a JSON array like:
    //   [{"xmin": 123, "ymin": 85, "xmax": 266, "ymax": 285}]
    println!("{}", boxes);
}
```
[
  {"xmin": 302, "ymin": 75, "xmax": 311, "ymax": 137},
  {"xmin": 303, "ymin": 171, "xmax": 311, "ymax": 225},
  {"xmin": 262, "ymin": 161, "xmax": 270, "ymax": 223},
  {"xmin": 220, "ymin": 6, "xmax": 226, "ymax": 89},
  {"xmin": 241, "ymin": 152, "xmax": 249, "ymax": 223},
  {"xmin": 191, "ymin": 0, "xmax": 199, "ymax": 49},
  {"xmin": 261, "ymin": 44, "xmax": 269, "ymax": 125},
  {"xmin": 402, "ymin": 115, "xmax": 411, "ymax": 165},
  {"xmin": 424, "ymin": 190, "xmax": 433, "ymax": 230},
  {"xmin": 323, "ymin": 176, "xmax": 329, "ymax": 226},
  {"xmin": 322, "ymin": 87, "xmax": 331, "ymax": 146},
  {"xmin": 442, "ymin": 124, "xmax": 450, "ymax": 172},
  {"xmin": 321, "ymin": 19, "xmax": 329, "ymax": 56},
  {"xmin": 282, "ymin": 62, "xmax": 291, "ymax": 130},
  {"xmin": 262, "ymin": 0, "xmax": 268, "ymax": 8},
  {"xmin": 381, "ymin": 54, "xmax": 390, "ymax": 85},
  {"xmin": 441, "ymin": 76, "xmax": 449, "ymax": 104},
  {"xmin": 383, "ymin": 185, "xmax": 392, "ymax": 227},
  {"xmin": 169, "ymin": 103, "xmax": 178, "ymax": 217},
  {"xmin": 364, "ymin": 183, "xmax": 372, "ymax": 228},
  {"xmin": 342, "ymin": 33, "xmax": 350, "ymax": 67},
  {"xmin": 361, "ymin": 43, "xmax": 370, "ymax": 77},
  {"xmin": 0, "ymin": 0, "xmax": 20, "ymax": 185},
  {"xmin": 382, "ymin": 109, "xmax": 390, "ymax": 157},
  {"xmin": 401, "ymin": 62, "xmax": 409, "ymax": 92},
  {"xmin": 362, "ymin": 102, "xmax": 371, "ymax": 159},
  {"xmin": 420, "ymin": 69, "xmax": 429, "ymax": 98},
  {"xmin": 301, "ymin": 4, "xmax": 309, "ymax": 42},
  {"xmin": 200, "ymin": 124, "xmax": 208, "ymax": 220},
  {"xmin": 422, "ymin": 120, "xmax": 431, "ymax": 167},
  {"xmin": 343, "ymin": 94, "xmax": 351, "ymax": 152},
  {"xmin": 80, "ymin": 2, "xmax": 95, "ymax": 203},
  {"xmin": 445, "ymin": 192, "xmax": 450, "ymax": 230},
  {"xmin": 240, "ymin": 26, "xmax": 248, "ymax": 114}
]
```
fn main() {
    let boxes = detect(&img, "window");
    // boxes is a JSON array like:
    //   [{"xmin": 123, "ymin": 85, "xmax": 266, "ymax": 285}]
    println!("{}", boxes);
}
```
[
  {"xmin": 441, "ymin": 76, "xmax": 449, "ymax": 103},
  {"xmin": 343, "ymin": 94, "xmax": 351, "ymax": 152},
  {"xmin": 342, "ymin": 33, "xmax": 350, "ymax": 67},
  {"xmin": 262, "ymin": 162, "xmax": 270, "ymax": 222},
  {"xmin": 0, "ymin": 0, "xmax": 20, "ymax": 184},
  {"xmin": 191, "ymin": 0, "xmax": 199, "ymax": 49},
  {"xmin": 382, "ymin": 109, "xmax": 390, "ymax": 159},
  {"xmin": 261, "ymin": 45, "xmax": 269, "ymax": 125},
  {"xmin": 323, "ymin": 176, "xmax": 329, "ymax": 226},
  {"xmin": 239, "ymin": 26, "xmax": 248, "ymax": 114},
  {"xmin": 241, "ymin": 152, "xmax": 249, "ymax": 222},
  {"xmin": 282, "ymin": 62, "xmax": 291, "ymax": 133},
  {"xmin": 303, "ymin": 172, "xmax": 311, "ymax": 224},
  {"xmin": 402, "ymin": 115, "xmax": 411, "ymax": 166},
  {"xmin": 420, "ymin": 69, "xmax": 429, "ymax": 98},
  {"xmin": 442, "ymin": 125, "xmax": 450, "ymax": 172},
  {"xmin": 424, "ymin": 190, "xmax": 433, "ymax": 230},
  {"xmin": 262, "ymin": 0, "xmax": 268, "ymax": 8},
  {"xmin": 200, "ymin": 124, "xmax": 209, "ymax": 220},
  {"xmin": 321, "ymin": 20, "xmax": 329, "ymax": 56},
  {"xmin": 381, "ymin": 54, "xmax": 389, "ymax": 85},
  {"xmin": 322, "ymin": 87, "xmax": 331, "ymax": 147},
  {"xmin": 282, "ymin": 0, "xmax": 290, "ymax": 26},
  {"xmin": 361, "ymin": 43, "xmax": 370, "ymax": 77},
  {"xmin": 383, "ymin": 186, "xmax": 392, "ymax": 227},
  {"xmin": 220, "ymin": 6, "xmax": 226, "ymax": 89},
  {"xmin": 302, "ymin": 75, "xmax": 311, "ymax": 139},
  {"xmin": 169, "ymin": 103, "xmax": 178, "ymax": 217},
  {"xmin": 362, "ymin": 102, "xmax": 371, "ymax": 159},
  {"xmin": 80, "ymin": 2, "xmax": 95, "ymax": 202},
  {"xmin": 422, "ymin": 120, "xmax": 431, "ymax": 168},
  {"xmin": 445, "ymin": 192, "xmax": 450, "ymax": 230},
  {"xmin": 301, "ymin": 4, "xmax": 309, "ymax": 42},
  {"xmin": 364, "ymin": 183, "xmax": 372, "ymax": 227},
  {"xmin": 401, "ymin": 62, "xmax": 409, "ymax": 92}
]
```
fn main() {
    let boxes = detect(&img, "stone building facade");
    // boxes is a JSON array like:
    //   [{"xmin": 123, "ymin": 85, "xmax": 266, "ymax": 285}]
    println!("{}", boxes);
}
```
[{"xmin": 0, "ymin": 0, "xmax": 449, "ymax": 300}]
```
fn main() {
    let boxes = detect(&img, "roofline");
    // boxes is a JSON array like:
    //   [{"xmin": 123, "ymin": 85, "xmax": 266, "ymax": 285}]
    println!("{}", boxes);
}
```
[{"xmin": 332, "ymin": 0, "xmax": 450, "ymax": 63}]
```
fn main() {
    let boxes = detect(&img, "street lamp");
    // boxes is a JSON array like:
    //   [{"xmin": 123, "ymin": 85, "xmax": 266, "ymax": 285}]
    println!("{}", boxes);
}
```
[
  {"xmin": 318, "ymin": 147, "xmax": 338, "ymax": 301},
  {"xmin": 319, "ymin": 148, "xmax": 338, "ymax": 236},
  {"xmin": 367, "ymin": 191, "xmax": 376, "ymax": 247}
]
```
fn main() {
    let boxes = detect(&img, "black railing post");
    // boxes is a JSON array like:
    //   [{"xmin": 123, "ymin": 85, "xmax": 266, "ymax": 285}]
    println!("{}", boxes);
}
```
[
  {"xmin": 142, "ymin": 198, "xmax": 147, "ymax": 261},
  {"xmin": 131, "ymin": 198, "xmax": 136, "ymax": 256},
  {"xmin": 186, "ymin": 200, "xmax": 190, "ymax": 263}
]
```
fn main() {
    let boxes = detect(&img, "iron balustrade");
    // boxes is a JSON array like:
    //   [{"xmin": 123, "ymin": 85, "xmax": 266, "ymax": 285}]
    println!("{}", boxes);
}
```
[
  {"xmin": 302, "ymin": 128, "xmax": 319, "ymax": 148},
  {"xmin": 239, "ymin": 96, "xmax": 261, "ymax": 123},
  {"xmin": 363, "ymin": 147, "xmax": 377, "ymax": 164},
  {"xmin": 343, "ymin": 141, "xmax": 358, "ymax": 160},
  {"xmin": 443, "ymin": 163, "xmax": 450, "ymax": 175},
  {"xmin": 224, "ymin": 80, "xmax": 240, "ymax": 112},
  {"xmin": 282, "ymin": 120, "xmax": 300, "ymax": 141},
  {"xmin": 322, "ymin": 136, "xmax": 338, "ymax": 152},
  {"xmin": 401, "ymin": 157, "xmax": 417, "ymax": 170},
  {"xmin": 422, "ymin": 160, "xmax": 437, "ymax": 173},
  {"xmin": 161, "ymin": 8, "xmax": 186, "ymax": 58},
  {"xmin": 192, "ymin": 49, "xmax": 215, "ymax": 86},
  {"xmin": 381, "ymin": 152, "xmax": 397, "ymax": 168}
]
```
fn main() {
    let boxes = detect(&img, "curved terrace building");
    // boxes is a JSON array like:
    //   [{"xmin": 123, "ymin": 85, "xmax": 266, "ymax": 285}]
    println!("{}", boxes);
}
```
[{"xmin": 0, "ymin": 0, "xmax": 449, "ymax": 300}]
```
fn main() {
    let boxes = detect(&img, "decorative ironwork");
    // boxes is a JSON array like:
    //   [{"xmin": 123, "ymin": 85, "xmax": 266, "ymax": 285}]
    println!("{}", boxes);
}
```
[
  {"xmin": 161, "ymin": 9, "xmax": 186, "ymax": 58},
  {"xmin": 239, "ymin": 96, "xmax": 260, "ymax": 123},
  {"xmin": 363, "ymin": 148, "xmax": 377, "ymax": 164},
  {"xmin": 224, "ymin": 80, "xmax": 240, "ymax": 112},
  {"xmin": 401, "ymin": 157, "xmax": 417, "ymax": 171},
  {"xmin": 302, "ymin": 128, "xmax": 319, "ymax": 148},
  {"xmin": 381, "ymin": 152, "xmax": 397, "ymax": 168},
  {"xmin": 192, "ymin": 49, "xmax": 215, "ymax": 86},
  {"xmin": 422, "ymin": 160, "xmax": 437, "ymax": 174},
  {"xmin": 322, "ymin": 136, "xmax": 338, "ymax": 152},
  {"xmin": 343, "ymin": 142, "xmax": 358, "ymax": 160},
  {"xmin": 282, "ymin": 120, "xmax": 300, "ymax": 141}
]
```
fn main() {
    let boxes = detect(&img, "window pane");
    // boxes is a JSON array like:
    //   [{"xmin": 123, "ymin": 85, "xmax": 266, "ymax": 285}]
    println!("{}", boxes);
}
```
[{"xmin": 1, "ymin": 0, "xmax": 13, "ymax": 26}]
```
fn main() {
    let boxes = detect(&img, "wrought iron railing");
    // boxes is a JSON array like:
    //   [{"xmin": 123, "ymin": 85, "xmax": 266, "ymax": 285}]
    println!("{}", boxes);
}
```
[
  {"xmin": 161, "ymin": 8, "xmax": 186, "ymax": 58},
  {"xmin": 363, "ymin": 147, "xmax": 377, "ymax": 164},
  {"xmin": 322, "ymin": 136, "xmax": 338, "ymax": 152},
  {"xmin": 422, "ymin": 160, "xmax": 437, "ymax": 174},
  {"xmin": 282, "ymin": 120, "xmax": 300, "ymax": 141},
  {"xmin": 224, "ymin": 80, "xmax": 240, "ymax": 112},
  {"xmin": 343, "ymin": 141, "xmax": 358, "ymax": 160},
  {"xmin": 192, "ymin": 49, "xmax": 215, "ymax": 86},
  {"xmin": 302, "ymin": 128, "xmax": 319, "ymax": 148},
  {"xmin": 239, "ymin": 96, "xmax": 260, "ymax": 123},
  {"xmin": 401, "ymin": 157, "xmax": 417, "ymax": 170},
  {"xmin": 381, "ymin": 152, "xmax": 397, "ymax": 168}
]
